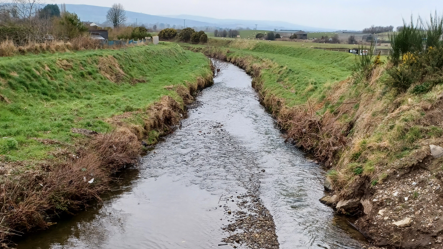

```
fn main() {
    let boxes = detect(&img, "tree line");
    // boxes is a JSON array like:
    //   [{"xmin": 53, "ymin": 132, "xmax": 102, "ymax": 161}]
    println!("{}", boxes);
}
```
[
  {"xmin": 362, "ymin": 25, "xmax": 394, "ymax": 34},
  {"xmin": 214, "ymin": 29, "xmax": 240, "ymax": 38}
]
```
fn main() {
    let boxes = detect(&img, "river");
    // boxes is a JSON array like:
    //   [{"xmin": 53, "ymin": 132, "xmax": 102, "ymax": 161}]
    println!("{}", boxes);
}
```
[{"xmin": 17, "ymin": 61, "xmax": 365, "ymax": 249}]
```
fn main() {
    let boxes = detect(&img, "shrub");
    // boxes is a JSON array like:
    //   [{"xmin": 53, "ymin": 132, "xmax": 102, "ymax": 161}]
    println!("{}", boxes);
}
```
[
  {"xmin": 256, "ymin": 33, "xmax": 265, "ymax": 39},
  {"xmin": 266, "ymin": 32, "xmax": 275, "ymax": 40},
  {"xmin": 0, "ymin": 26, "xmax": 31, "ymax": 45},
  {"xmin": 348, "ymin": 36, "xmax": 356, "ymax": 44},
  {"xmin": 178, "ymin": 28, "xmax": 196, "ymax": 42},
  {"xmin": 200, "ymin": 34, "xmax": 208, "ymax": 43},
  {"xmin": 275, "ymin": 34, "xmax": 281, "ymax": 39},
  {"xmin": 190, "ymin": 32, "xmax": 200, "ymax": 43},
  {"xmin": 289, "ymin": 34, "xmax": 297, "ymax": 39},
  {"xmin": 389, "ymin": 21, "xmax": 424, "ymax": 66},
  {"xmin": 56, "ymin": 12, "xmax": 88, "ymax": 39},
  {"xmin": 387, "ymin": 63, "xmax": 419, "ymax": 92},
  {"xmin": 158, "ymin": 28, "xmax": 178, "ymax": 40}
]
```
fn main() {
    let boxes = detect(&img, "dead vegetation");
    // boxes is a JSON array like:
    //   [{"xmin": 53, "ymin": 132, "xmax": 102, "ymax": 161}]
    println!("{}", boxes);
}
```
[
  {"xmin": 0, "ymin": 128, "xmax": 140, "ymax": 245},
  {"xmin": 0, "ymin": 37, "xmax": 149, "ymax": 58},
  {"xmin": 98, "ymin": 55, "xmax": 127, "ymax": 83}
]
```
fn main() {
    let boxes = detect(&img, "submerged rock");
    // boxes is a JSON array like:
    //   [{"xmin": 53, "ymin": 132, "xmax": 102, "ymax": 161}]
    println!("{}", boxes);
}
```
[{"xmin": 430, "ymin": 145, "xmax": 443, "ymax": 158}]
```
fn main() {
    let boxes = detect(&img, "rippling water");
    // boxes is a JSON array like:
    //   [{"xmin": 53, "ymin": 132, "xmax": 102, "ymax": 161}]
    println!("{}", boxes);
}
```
[{"xmin": 17, "ymin": 62, "xmax": 365, "ymax": 249}]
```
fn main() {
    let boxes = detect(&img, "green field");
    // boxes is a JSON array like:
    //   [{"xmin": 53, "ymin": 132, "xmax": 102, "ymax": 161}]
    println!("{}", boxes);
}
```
[
  {"xmin": 0, "ymin": 44, "xmax": 211, "ymax": 162},
  {"xmin": 194, "ymin": 39, "xmax": 355, "ymax": 106}
]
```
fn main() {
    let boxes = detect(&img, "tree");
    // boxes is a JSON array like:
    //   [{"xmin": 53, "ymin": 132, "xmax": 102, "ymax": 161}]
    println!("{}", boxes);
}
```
[
  {"xmin": 153, "ymin": 25, "xmax": 157, "ymax": 31},
  {"xmin": 275, "ymin": 33, "xmax": 281, "ymax": 39},
  {"xmin": 214, "ymin": 30, "xmax": 218, "ymax": 37},
  {"xmin": 130, "ymin": 26, "xmax": 150, "ymax": 40},
  {"xmin": 158, "ymin": 28, "xmax": 177, "ymax": 40},
  {"xmin": 266, "ymin": 31, "xmax": 275, "ymax": 40},
  {"xmin": 348, "ymin": 35, "xmax": 356, "ymax": 44},
  {"xmin": 57, "ymin": 12, "xmax": 88, "ymax": 39},
  {"xmin": 331, "ymin": 34, "xmax": 340, "ymax": 43},
  {"xmin": 221, "ymin": 30, "xmax": 227, "ymax": 37},
  {"xmin": 107, "ymin": 3, "xmax": 126, "ymax": 28},
  {"xmin": 289, "ymin": 34, "xmax": 297, "ymax": 39},
  {"xmin": 39, "ymin": 4, "xmax": 60, "ymax": 18},
  {"xmin": 362, "ymin": 25, "xmax": 394, "ymax": 34},
  {"xmin": 178, "ymin": 28, "xmax": 195, "ymax": 42}
]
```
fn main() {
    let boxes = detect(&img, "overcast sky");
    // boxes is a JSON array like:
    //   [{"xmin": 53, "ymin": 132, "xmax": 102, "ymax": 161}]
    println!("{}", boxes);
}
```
[{"xmin": 54, "ymin": 0, "xmax": 441, "ymax": 30}]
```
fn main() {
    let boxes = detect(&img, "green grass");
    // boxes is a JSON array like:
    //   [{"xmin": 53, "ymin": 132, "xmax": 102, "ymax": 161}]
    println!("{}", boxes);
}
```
[
  {"xmin": 221, "ymin": 41, "xmax": 355, "ymax": 106},
  {"xmin": 0, "ymin": 43, "xmax": 211, "ymax": 162}
]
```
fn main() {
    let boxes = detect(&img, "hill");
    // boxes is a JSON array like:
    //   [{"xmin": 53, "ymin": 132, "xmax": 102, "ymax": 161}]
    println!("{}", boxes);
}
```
[
  {"xmin": 164, "ymin": 14, "xmax": 334, "ymax": 31},
  {"xmin": 65, "ymin": 4, "xmax": 333, "ymax": 31},
  {"xmin": 65, "ymin": 4, "xmax": 212, "ymax": 28}
]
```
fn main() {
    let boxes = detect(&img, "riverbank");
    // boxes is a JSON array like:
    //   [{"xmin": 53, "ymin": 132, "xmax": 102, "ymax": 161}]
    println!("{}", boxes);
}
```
[
  {"xmin": 0, "ymin": 43, "xmax": 213, "ymax": 246},
  {"xmin": 185, "ymin": 39, "xmax": 443, "ymax": 248}
]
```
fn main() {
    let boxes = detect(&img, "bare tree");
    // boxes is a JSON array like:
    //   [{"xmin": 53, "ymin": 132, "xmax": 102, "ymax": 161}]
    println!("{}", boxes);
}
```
[
  {"xmin": 107, "ymin": 3, "xmax": 126, "ymax": 28},
  {"xmin": 10, "ymin": 0, "xmax": 42, "ymax": 22}
]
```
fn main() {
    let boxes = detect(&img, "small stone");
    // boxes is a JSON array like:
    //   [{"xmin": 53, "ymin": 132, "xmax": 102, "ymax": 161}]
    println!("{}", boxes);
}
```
[
  {"xmin": 412, "ymin": 182, "xmax": 417, "ymax": 186},
  {"xmin": 320, "ymin": 195, "xmax": 338, "ymax": 206},
  {"xmin": 393, "ymin": 192, "xmax": 398, "ymax": 197},
  {"xmin": 430, "ymin": 145, "xmax": 443, "ymax": 159},
  {"xmin": 378, "ymin": 209, "xmax": 386, "ymax": 216},
  {"xmin": 324, "ymin": 177, "xmax": 334, "ymax": 191},
  {"xmin": 393, "ymin": 217, "xmax": 413, "ymax": 227},
  {"xmin": 405, "ymin": 197, "xmax": 409, "ymax": 201}
]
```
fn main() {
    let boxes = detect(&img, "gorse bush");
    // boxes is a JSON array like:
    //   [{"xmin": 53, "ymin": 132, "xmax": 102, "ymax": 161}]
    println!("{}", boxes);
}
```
[
  {"xmin": 117, "ymin": 27, "xmax": 151, "ymax": 40},
  {"xmin": 387, "ymin": 13, "xmax": 443, "ymax": 93},
  {"xmin": 158, "ymin": 28, "xmax": 178, "ymax": 40},
  {"xmin": 200, "ymin": 34, "xmax": 208, "ymax": 43},
  {"xmin": 178, "ymin": 28, "xmax": 196, "ymax": 42}
]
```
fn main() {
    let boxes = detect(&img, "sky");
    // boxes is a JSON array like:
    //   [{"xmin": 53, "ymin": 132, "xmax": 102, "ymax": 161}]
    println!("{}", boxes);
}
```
[{"xmin": 52, "ymin": 0, "xmax": 442, "ymax": 30}]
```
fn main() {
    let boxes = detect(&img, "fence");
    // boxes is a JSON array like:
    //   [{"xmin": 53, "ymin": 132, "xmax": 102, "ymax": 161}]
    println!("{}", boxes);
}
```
[{"xmin": 314, "ymin": 47, "xmax": 391, "ymax": 55}]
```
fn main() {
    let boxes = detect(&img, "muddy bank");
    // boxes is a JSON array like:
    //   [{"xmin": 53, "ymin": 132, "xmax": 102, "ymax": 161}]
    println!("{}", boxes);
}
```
[{"xmin": 2, "ymin": 72, "xmax": 213, "ymax": 248}]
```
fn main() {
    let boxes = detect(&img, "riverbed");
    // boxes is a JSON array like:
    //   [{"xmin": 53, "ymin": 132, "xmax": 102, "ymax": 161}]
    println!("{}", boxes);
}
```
[{"xmin": 17, "ymin": 61, "xmax": 365, "ymax": 249}]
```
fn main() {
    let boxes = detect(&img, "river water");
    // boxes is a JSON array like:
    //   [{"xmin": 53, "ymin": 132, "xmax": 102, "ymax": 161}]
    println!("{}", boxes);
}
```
[{"xmin": 17, "ymin": 62, "xmax": 365, "ymax": 249}]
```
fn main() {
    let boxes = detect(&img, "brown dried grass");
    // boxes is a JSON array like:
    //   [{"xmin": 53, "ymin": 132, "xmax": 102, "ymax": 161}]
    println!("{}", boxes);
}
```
[
  {"xmin": 0, "ymin": 129, "xmax": 140, "ymax": 244},
  {"xmin": 0, "ymin": 38, "xmax": 103, "ymax": 58},
  {"xmin": 98, "ymin": 56, "xmax": 127, "ymax": 83}
]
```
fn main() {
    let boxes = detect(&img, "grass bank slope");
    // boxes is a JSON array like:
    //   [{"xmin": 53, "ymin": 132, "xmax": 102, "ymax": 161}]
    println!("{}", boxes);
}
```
[
  {"xmin": 186, "ymin": 40, "xmax": 443, "ymax": 248},
  {"xmin": 0, "ymin": 43, "xmax": 213, "ymax": 246}
]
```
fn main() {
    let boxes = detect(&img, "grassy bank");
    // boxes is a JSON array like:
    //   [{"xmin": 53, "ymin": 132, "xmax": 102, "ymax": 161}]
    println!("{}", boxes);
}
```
[
  {"xmin": 0, "ymin": 43, "xmax": 213, "ymax": 246},
  {"xmin": 185, "ymin": 39, "xmax": 443, "ymax": 247}
]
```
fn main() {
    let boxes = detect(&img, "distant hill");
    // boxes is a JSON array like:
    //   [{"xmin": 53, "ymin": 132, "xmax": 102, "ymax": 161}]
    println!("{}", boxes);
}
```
[
  {"xmin": 164, "ymin": 15, "xmax": 334, "ymax": 32},
  {"xmin": 65, "ymin": 4, "xmax": 212, "ymax": 28},
  {"xmin": 65, "ymin": 4, "xmax": 333, "ymax": 31}
]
